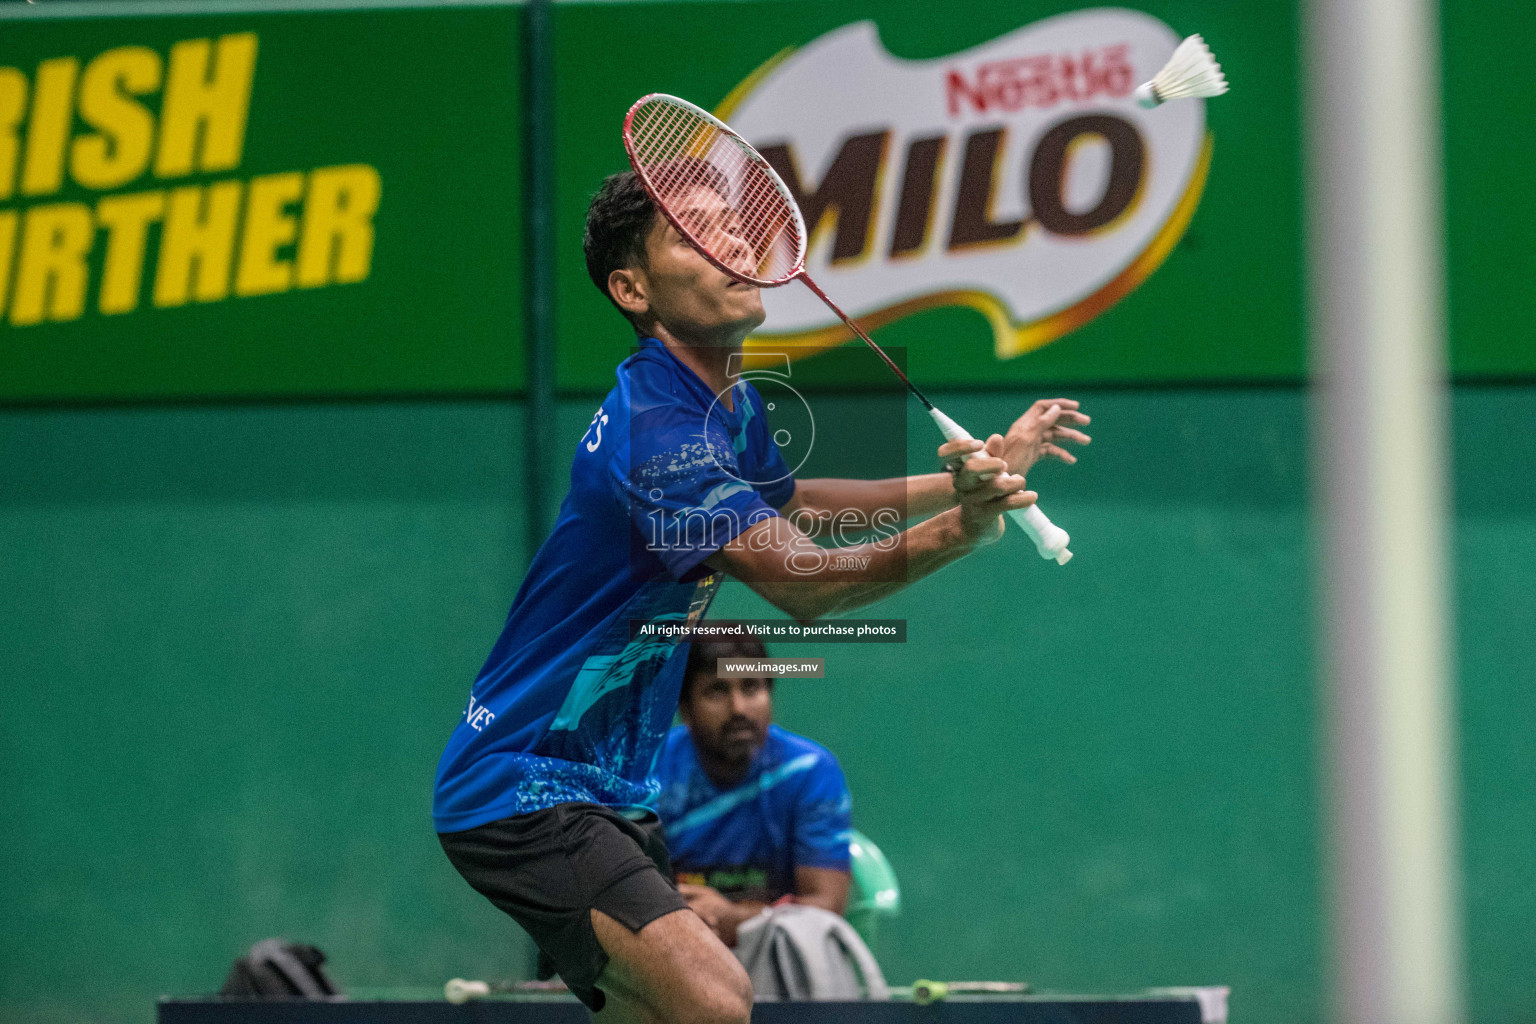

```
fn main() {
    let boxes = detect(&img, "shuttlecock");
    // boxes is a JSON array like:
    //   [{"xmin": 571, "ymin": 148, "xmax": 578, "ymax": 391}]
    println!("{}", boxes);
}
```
[
  {"xmin": 444, "ymin": 979, "xmax": 490, "ymax": 1004},
  {"xmin": 1134, "ymin": 34, "xmax": 1228, "ymax": 108}
]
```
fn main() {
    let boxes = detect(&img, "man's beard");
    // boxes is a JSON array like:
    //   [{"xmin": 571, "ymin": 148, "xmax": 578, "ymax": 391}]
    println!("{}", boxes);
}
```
[{"xmin": 714, "ymin": 715, "xmax": 764, "ymax": 761}]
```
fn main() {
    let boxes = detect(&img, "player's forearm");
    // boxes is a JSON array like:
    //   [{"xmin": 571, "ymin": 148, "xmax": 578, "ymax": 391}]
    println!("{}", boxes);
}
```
[
  {"xmin": 719, "ymin": 900, "xmax": 767, "ymax": 946},
  {"xmin": 810, "ymin": 510, "xmax": 977, "ymax": 617},
  {"xmin": 902, "ymin": 472, "xmax": 959, "ymax": 519},
  {"xmin": 794, "ymin": 866, "xmax": 852, "ymax": 916},
  {"xmin": 793, "ymin": 888, "xmax": 849, "ymax": 916},
  {"xmin": 786, "ymin": 474, "xmax": 955, "ymax": 534},
  {"xmin": 724, "ymin": 507, "xmax": 982, "ymax": 621}
]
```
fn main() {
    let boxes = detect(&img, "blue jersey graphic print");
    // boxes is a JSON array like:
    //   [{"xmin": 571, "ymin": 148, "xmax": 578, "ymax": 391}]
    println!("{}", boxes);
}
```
[
  {"xmin": 654, "ymin": 725, "xmax": 852, "ymax": 903},
  {"xmin": 434, "ymin": 338, "xmax": 796, "ymax": 833}
]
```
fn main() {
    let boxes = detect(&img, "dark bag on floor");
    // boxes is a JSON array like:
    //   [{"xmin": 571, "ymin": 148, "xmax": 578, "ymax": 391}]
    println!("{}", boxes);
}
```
[{"xmin": 219, "ymin": 939, "xmax": 339, "ymax": 999}]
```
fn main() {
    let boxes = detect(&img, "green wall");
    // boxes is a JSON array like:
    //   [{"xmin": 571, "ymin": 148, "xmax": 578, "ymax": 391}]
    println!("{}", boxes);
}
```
[
  {"xmin": 718, "ymin": 389, "xmax": 1318, "ymax": 1019},
  {"xmin": 1448, "ymin": 388, "xmax": 1536, "ymax": 1024},
  {"xmin": 3, "ymin": 0, "xmax": 1536, "ymax": 1021},
  {"xmin": 0, "ymin": 401, "xmax": 539, "ymax": 1024},
  {"xmin": 6, "ymin": 386, "xmax": 1532, "ymax": 1024}
]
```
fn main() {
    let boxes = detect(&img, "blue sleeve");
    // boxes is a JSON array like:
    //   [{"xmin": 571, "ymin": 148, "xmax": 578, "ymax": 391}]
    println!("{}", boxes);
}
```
[
  {"xmin": 745, "ymin": 383, "xmax": 797, "ymax": 510},
  {"xmin": 794, "ymin": 752, "xmax": 853, "ymax": 872},
  {"xmin": 610, "ymin": 403, "xmax": 781, "ymax": 581}
]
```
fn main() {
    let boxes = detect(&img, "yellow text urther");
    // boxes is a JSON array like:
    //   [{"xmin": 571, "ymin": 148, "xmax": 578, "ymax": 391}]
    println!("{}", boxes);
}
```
[{"xmin": 0, "ymin": 33, "xmax": 381, "ymax": 327}]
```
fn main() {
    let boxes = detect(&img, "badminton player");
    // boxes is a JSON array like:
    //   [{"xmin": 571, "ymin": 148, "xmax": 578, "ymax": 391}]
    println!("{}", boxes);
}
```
[{"xmin": 435, "ymin": 168, "xmax": 1090, "ymax": 1023}]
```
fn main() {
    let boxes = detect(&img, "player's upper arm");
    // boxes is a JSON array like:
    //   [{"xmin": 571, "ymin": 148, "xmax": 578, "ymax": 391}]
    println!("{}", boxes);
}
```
[
  {"xmin": 793, "ymin": 752, "xmax": 853, "ymax": 867},
  {"xmin": 744, "ymin": 382, "xmax": 796, "ymax": 509},
  {"xmin": 794, "ymin": 865, "xmax": 851, "ymax": 916},
  {"xmin": 790, "ymin": 751, "xmax": 853, "ymax": 914},
  {"xmin": 703, "ymin": 516, "xmax": 834, "ymax": 620},
  {"xmin": 776, "ymin": 481, "xmax": 806, "ymax": 515}
]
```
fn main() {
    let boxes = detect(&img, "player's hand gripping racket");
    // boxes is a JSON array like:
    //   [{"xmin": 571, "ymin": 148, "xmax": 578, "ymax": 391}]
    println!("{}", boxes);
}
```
[{"xmin": 622, "ymin": 93, "xmax": 1072, "ymax": 564}]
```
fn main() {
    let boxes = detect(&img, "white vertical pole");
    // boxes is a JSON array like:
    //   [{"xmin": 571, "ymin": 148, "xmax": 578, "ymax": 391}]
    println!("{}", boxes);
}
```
[{"xmin": 1305, "ymin": 0, "xmax": 1463, "ymax": 1022}]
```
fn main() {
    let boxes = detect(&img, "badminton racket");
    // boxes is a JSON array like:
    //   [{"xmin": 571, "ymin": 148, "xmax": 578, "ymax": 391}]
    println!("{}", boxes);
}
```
[{"xmin": 622, "ymin": 93, "xmax": 1072, "ymax": 563}]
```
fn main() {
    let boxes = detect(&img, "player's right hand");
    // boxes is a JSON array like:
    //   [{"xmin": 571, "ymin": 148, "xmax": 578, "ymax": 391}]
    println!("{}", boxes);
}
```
[{"xmin": 942, "ymin": 435, "xmax": 1036, "ymax": 544}]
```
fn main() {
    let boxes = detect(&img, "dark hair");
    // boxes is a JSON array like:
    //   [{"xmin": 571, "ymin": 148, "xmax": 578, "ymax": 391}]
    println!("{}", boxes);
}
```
[
  {"xmin": 583, "ymin": 172, "xmax": 657, "ymax": 324},
  {"xmin": 681, "ymin": 631, "xmax": 769, "ymax": 704},
  {"xmin": 582, "ymin": 162, "xmax": 733, "ymax": 325}
]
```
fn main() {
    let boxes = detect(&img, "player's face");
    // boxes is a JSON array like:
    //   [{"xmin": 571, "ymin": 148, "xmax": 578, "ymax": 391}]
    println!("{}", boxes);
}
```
[
  {"xmin": 681, "ymin": 674, "xmax": 773, "ymax": 766},
  {"xmin": 638, "ymin": 189, "xmax": 766, "ymax": 342}
]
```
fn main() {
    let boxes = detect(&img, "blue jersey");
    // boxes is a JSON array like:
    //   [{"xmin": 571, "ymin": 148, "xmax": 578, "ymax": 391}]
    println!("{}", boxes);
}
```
[
  {"xmin": 654, "ymin": 725, "xmax": 852, "ymax": 903},
  {"xmin": 433, "ymin": 337, "xmax": 795, "ymax": 833}
]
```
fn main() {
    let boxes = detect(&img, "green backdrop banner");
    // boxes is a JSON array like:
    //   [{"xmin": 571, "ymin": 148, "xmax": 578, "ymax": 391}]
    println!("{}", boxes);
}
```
[
  {"xmin": 1443, "ymin": 0, "xmax": 1536, "ymax": 380},
  {"xmin": 0, "ymin": 2, "xmax": 522, "ymax": 402},
  {"xmin": 553, "ymin": 0, "xmax": 1305, "ymax": 392},
  {"xmin": 1, "ymin": 0, "xmax": 1530, "ymax": 399}
]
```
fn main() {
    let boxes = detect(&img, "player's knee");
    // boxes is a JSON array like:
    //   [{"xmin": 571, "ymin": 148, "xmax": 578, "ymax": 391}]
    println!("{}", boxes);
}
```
[
  {"xmin": 686, "ymin": 960, "xmax": 751, "ymax": 1024},
  {"xmin": 723, "ymin": 956, "xmax": 753, "ymax": 1019},
  {"xmin": 689, "ymin": 990, "xmax": 751, "ymax": 1024}
]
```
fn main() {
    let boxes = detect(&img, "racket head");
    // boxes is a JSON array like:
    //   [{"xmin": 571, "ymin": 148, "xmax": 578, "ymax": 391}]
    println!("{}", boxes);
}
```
[{"xmin": 622, "ymin": 93, "xmax": 807, "ymax": 288}]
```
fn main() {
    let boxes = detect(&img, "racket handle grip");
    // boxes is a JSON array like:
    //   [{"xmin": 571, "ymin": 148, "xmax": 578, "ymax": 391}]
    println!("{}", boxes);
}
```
[
  {"xmin": 929, "ymin": 408, "xmax": 1073, "ymax": 565},
  {"xmin": 1009, "ymin": 503, "xmax": 1072, "ymax": 564},
  {"xmin": 445, "ymin": 979, "xmax": 490, "ymax": 1004}
]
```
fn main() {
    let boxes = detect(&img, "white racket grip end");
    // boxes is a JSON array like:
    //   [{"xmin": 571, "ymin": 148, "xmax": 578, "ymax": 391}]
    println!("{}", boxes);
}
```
[
  {"xmin": 445, "ymin": 979, "xmax": 489, "ymax": 1004},
  {"xmin": 928, "ymin": 407, "xmax": 973, "ymax": 443},
  {"xmin": 930, "ymin": 406, "xmax": 1073, "ymax": 564},
  {"xmin": 1010, "ymin": 503, "xmax": 1072, "ymax": 563}
]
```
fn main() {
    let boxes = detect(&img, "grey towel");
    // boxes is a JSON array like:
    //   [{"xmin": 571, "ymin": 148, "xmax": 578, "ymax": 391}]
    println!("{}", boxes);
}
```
[{"xmin": 733, "ymin": 905, "xmax": 889, "ymax": 1001}]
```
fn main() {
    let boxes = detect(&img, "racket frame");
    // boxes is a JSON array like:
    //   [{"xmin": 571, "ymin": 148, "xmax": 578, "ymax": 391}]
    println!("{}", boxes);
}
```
[
  {"xmin": 623, "ymin": 93, "xmax": 807, "ymax": 289},
  {"xmin": 624, "ymin": 93, "xmax": 933, "ymax": 407}
]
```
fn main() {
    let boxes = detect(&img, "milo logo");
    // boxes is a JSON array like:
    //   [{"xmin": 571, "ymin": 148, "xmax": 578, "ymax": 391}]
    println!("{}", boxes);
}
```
[{"xmin": 718, "ymin": 9, "xmax": 1212, "ymax": 360}]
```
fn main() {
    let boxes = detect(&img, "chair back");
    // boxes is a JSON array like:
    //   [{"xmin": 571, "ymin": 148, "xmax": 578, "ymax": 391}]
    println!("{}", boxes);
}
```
[{"xmin": 844, "ymin": 829, "xmax": 900, "ymax": 943}]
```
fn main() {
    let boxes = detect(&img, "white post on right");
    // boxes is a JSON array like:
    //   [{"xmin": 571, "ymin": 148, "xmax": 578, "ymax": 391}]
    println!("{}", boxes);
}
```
[{"xmin": 1305, "ymin": 0, "xmax": 1464, "ymax": 1023}]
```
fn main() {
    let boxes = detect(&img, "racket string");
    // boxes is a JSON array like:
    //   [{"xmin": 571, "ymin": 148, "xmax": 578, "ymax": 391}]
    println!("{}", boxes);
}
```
[
  {"xmin": 629, "ymin": 96, "xmax": 803, "ymax": 284},
  {"xmin": 625, "ymin": 94, "xmax": 931, "ymax": 406}
]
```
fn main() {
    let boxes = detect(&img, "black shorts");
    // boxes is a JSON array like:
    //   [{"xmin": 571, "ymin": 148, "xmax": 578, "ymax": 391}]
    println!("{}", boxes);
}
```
[{"xmin": 438, "ymin": 803, "xmax": 688, "ymax": 1012}]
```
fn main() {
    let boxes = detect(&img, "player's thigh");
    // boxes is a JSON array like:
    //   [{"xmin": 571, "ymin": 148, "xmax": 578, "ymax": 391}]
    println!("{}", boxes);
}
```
[{"xmin": 590, "ymin": 906, "xmax": 752, "ymax": 1024}]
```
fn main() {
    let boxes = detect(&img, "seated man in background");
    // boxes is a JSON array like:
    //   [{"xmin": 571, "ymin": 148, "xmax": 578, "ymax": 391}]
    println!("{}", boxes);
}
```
[{"xmin": 654, "ymin": 633, "xmax": 852, "ymax": 947}]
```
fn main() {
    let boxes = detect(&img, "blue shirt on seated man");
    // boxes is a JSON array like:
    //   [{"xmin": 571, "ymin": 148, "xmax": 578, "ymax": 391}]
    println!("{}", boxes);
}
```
[{"xmin": 654, "ymin": 633, "xmax": 852, "ymax": 946}]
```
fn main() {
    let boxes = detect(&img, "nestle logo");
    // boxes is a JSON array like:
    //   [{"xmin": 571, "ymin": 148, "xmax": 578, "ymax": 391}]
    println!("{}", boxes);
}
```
[{"xmin": 944, "ymin": 44, "xmax": 1134, "ymax": 117}]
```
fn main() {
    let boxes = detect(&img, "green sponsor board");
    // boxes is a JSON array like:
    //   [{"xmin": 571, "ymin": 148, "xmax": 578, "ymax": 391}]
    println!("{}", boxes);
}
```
[
  {"xmin": 1443, "ymin": 0, "xmax": 1536, "ymax": 379},
  {"xmin": 0, "ymin": 1, "xmax": 522, "ymax": 402},
  {"xmin": 553, "ymin": 0, "xmax": 1305, "ymax": 392},
  {"xmin": 2, "ymin": 0, "xmax": 1529, "ymax": 402}
]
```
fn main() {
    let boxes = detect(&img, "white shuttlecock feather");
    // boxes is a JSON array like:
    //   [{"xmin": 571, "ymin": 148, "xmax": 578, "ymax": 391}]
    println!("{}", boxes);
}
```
[{"xmin": 1134, "ymin": 34, "xmax": 1228, "ymax": 108}]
